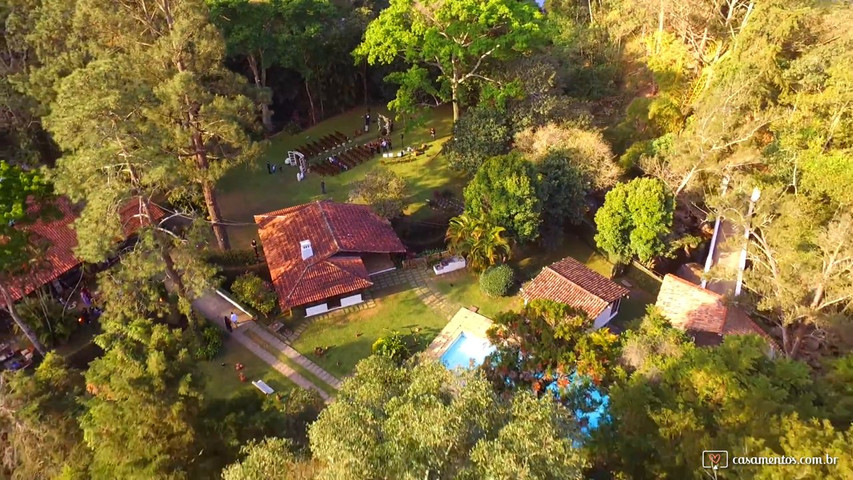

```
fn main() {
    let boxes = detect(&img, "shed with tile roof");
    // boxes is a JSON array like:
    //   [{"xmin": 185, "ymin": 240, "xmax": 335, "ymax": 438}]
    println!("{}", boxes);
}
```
[
  {"xmin": 521, "ymin": 257, "xmax": 629, "ymax": 329},
  {"xmin": 655, "ymin": 274, "xmax": 777, "ymax": 349}
]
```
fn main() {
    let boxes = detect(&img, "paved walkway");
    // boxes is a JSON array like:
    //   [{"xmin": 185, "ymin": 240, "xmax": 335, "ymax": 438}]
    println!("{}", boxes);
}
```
[{"xmin": 191, "ymin": 290, "xmax": 340, "ymax": 400}]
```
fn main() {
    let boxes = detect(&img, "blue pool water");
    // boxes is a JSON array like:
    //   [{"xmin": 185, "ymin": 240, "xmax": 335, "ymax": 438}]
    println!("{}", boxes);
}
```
[{"xmin": 440, "ymin": 332, "xmax": 496, "ymax": 369}]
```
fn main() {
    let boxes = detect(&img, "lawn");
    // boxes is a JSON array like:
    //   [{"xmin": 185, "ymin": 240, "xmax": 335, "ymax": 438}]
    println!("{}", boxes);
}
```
[
  {"xmin": 218, "ymin": 104, "xmax": 463, "ymax": 248},
  {"xmin": 198, "ymin": 337, "xmax": 295, "ymax": 401},
  {"xmin": 290, "ymin": 287, "xmax": 448, "ymax": 377},
  {"xmin": 428, "ymin": 272, "xmax": 522, "ymax": 319},
  {"xmin": 513, "ymin": 235, "xmax": 613, "ymax": 281}
]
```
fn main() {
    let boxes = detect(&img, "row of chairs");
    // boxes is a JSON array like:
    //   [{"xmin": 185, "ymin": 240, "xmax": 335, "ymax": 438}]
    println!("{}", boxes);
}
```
[
  {"xmin": 309, "ymin": 144, "xmax": 375, "ymax": 176},
  {"xmin": 296, "ymin": 131, "xmax": 349, "ymax": 157}
]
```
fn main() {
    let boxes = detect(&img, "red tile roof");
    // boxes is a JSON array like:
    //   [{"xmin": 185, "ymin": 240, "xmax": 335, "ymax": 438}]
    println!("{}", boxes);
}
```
[
  {"xmin": 522, "ymin": 257, "xmax": 629, "ymax": 319},
  {"xmin": 118, "ymin": 198, "xmax": 166, "ymax": 236},
  {"xmin": 255, "ymin": 201, "xmax": 406, "ymax": 309},
  {"xmin": 655, "ymin": 274, "xmax": 776, "ymax": 346},
  {"xmin": 7, "ymin": 197, "xmax": 168, "ymax": 302},
  {"xmin": 7, "ymin": 197, "xmax": 80, "ymax": 302},
  {"xmin": 656, "ymin": 274, "xmax": 728, "ymax": 334}
]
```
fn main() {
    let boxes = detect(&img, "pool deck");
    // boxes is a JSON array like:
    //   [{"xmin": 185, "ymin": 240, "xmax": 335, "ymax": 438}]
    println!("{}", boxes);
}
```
[{"xmin": 424, "ymin": 307, "xmax": 494, "ymax": 361}]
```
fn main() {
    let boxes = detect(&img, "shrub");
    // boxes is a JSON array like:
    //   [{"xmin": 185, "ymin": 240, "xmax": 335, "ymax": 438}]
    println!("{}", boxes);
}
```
[
  {"xmin": 479, "ymin": 264, "xmax": 515, "ymax": 297},
  {"xmin": 203, "ymin": 249, "xmax": 259, "ymax": 267},
  {"xmin": 231, "ymin": 273, "xmax": 278, "ymax": 316},
  {"xmin": 195, "ymin": 325, "xmax": 223, "ymax": 360},
  {"xmin": 371, "ymin": 331, "xmax": 410, "ymax": 363}
]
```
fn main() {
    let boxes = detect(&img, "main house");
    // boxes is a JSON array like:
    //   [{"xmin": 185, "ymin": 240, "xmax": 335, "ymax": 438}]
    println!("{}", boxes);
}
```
[
  {"xmin": 255, "ymin": 201, "xmax": 407, "ymax": 317},
  {"xmin": 655, "ymin": 273, "xmax": 777, "ymax": 350},
  {"xmin": 521, "ymin": 257, "xmax": 630, "ymax": 330}
]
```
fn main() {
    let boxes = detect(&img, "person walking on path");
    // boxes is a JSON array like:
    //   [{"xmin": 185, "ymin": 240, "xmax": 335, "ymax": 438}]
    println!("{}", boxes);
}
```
[
  {"xmin": 266, "ymin": 161, "xmax": 271, "ymax": 174},
  {"xmin": 321, "ymin": 180, "xmax": 326, "ymax": 194},
  {"xmin": 364, "ymin": 111, "xmax": 370, "ymax": 132},
  {"xmin": 430, "ymin": 127, "xmax": 436, "ymax": 139},
  {"xmin": 230, "ymin": 312, "xmax": 239, "ymax": 330},
  {"xmin": 251, "ymin": 239, "xmax": 260, "ymax": 261},
  {"xmin": 224, "ymin": 316, "xmax": 233, "ymax": 332}
]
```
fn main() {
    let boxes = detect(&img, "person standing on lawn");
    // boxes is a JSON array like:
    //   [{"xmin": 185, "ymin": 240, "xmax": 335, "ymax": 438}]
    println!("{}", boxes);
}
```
[
  {"xmin": 251, "ymin": 239, "xmax": 259, "ymax": 261},
  {"xmin": 321, "ymin": 180, "xmax": 326, "ymax": 194}
]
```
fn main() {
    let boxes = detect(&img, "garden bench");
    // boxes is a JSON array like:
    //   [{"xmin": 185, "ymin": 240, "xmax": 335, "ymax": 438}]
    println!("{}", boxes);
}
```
[{"xmin": 252, "ymin": 380, "xmax": 275, "ymax": 395}]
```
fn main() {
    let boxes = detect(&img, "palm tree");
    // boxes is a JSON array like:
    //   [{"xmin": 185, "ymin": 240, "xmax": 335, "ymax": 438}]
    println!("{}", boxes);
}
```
[{"xmin": 445, "ymin": 215, "xmax": 511, "ymax": 272}]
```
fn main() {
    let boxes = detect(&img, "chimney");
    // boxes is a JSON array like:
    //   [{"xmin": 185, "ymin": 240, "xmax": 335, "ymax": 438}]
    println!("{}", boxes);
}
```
[{"xmin": 300, "ymin": 240, "xmax": 313, "ymax": 260}]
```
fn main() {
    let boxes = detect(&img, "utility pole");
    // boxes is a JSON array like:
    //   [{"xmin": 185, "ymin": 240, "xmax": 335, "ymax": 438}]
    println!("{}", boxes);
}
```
[{"xmin": 734, "ymin": 187, "xmax": 761, "ymax": 297}]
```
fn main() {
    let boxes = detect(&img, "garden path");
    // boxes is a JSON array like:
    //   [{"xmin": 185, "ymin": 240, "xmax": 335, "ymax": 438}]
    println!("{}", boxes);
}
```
[{"xmin": 192, "ymin": 290, "xmax": 340, "ymax": 401}]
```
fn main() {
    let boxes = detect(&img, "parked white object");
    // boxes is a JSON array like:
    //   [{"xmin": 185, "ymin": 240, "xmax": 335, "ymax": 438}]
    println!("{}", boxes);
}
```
[
  {"xmin": 433, "ymin": 256, "xmax": 466, "ymax": 275},
  {"xmin": 252, "ymin": 380, "xmax": 275, "ymax": 395}
]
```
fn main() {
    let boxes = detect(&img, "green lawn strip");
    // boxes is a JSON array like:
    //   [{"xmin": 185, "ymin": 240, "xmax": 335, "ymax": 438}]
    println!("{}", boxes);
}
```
[
  {"xmin": 513, "ymin": 235, "xmax": 613, "ymax": 281},
  {"xmin": 428, "ymin": 272, "xmax": 521, "ymax": 319},
  {"xmin": 290, "ymin": 287, "xmax": 449, "ymax": 378},
  {"xmin": 217, "ymin": 104, "xmax": 460, "ymax": 248},
  {"xmin": 198, "ymin": 338, "xmax": 297, "ymax": 401},
  {"xmin": 242, "ymin": 328, "xmax": 337, "ymax": 397}
]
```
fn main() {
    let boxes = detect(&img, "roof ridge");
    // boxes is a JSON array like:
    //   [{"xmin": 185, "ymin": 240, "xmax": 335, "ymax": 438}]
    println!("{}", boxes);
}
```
[
  {"xmin": 317, "ymin": 201, "xmax": 341, "ymax": 253},
  {"xmin": 285, "ymin": 264, "xmax": 313, "ymax": 304}
]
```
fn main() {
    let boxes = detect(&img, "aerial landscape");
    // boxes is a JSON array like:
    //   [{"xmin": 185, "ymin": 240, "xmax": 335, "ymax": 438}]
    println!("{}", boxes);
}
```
[{"xmin": 1, "ymin": 0, "xmax": 851, "ymax": 478}]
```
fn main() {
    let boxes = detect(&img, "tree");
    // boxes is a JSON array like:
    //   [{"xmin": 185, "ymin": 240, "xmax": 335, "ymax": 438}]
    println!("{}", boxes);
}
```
[
  {"xmin": 201, "ymin": 388, "xmax": 324, "ymax": 478},
  {"xmin": 594, "ymin": 178, "xmax": 674, "ymax": 264},
  {"xmin": 536, "ymin": 152, "xmax": 587, "ymax": 238},
  {"xmin": 354, "ymin": 0, "xmax": 545, "ymax": 122},
  {"xmin": 46, "ymin": 56, "xmax": 216, "ymax": 318},
  {"xmin": 484, "ymin": 300, "xmax": 621, "ymax": 393},
  {"xmin": 348, "ymin": 168, "xmax": 408, "ymax": 219},
  {"xmin": 207, "ymin": 0, "xmax": 282, "ymax": 132},
  {"xmin": 0, "ymin": 352, "xmax": 90, "ymax": 479},
  {"xmin": 445, "ymin": 214, "xmax": 511, "ymax": 272},
  {"xmin": 445, "ymin": 105, "xmax": 512, "ymax": 174},
  {"xmin": 71, "ymin": 0, "xmax": 261, "ymax": 251},
  {"xmin": 723, "ymin": 189, "xmax": 853, "ymax": 358},
  {"xmin": 308, "ymin": 356, "xmax": 586, "ymax": 480},
  {"xmin": 0, "ymin": 160, "xmax": 52, "ymax": 355},
  {"xmin": 463, "ymin": 154, "xmax": 542, "ymax": 242},
  {"xmin": 81, "ymin": 320, "xmax": 204, "ymax": 479},
  {"xmin": 514, "ymin": 122, "xmax": 620, "ymax": 191},
  {"xmin": 599, "ymin": 327, "xmax": 825, "ymax": 479},
  {"xmin": 221, "ymin": 438, "xmax": 318, "ymax": 480}
]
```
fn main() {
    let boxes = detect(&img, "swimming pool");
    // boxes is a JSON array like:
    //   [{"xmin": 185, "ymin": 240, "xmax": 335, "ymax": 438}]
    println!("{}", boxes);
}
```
[{"xmin": 440, "ymin": 332, "xmax": 496, "ymax": 369}]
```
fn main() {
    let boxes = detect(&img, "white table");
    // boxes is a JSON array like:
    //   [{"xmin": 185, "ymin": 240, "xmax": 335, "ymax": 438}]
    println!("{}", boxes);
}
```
[{"xmin": 433, "ymin": 256, "xmax": 466, "ymax": 275}]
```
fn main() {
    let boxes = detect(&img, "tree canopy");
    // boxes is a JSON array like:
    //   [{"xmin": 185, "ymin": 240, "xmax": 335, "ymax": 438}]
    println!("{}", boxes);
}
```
[
  {"xmin": 308, "ymin": 355, "xmax": 587, "ymax": 480},
  {"xmin": 463, "ymin": 153, "xmax": 542, "ymax": 243},
  {"xmin": 354, "ymin": 0, "xmax": 545, "ymax": 122},
  {"xmin": 594, "ymin": 178, "xmax": 674, "ymax": 264}
]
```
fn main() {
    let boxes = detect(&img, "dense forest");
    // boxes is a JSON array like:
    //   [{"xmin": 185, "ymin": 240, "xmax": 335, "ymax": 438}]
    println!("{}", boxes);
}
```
[{"xmin": 2, "ymin": 0, "xmax": 852, "ymax": 478}]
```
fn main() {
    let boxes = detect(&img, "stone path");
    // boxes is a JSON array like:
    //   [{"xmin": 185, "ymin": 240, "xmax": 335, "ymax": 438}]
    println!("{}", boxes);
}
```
[
  {"xmin": 371, "ymin": 267, "xmax": 459, "ymax": 320},
  {"xmin": 191, "ymin": 290, "xmax": 340, "ymax": 401}
]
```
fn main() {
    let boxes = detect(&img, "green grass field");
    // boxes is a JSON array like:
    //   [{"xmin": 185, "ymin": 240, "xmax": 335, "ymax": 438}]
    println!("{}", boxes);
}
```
[
  {"xmin": 218, "ymin": 104, "xmax": 462, "ymax": 248},
  {"xmin": 429, "ymin": 273, "xmax": 522, "ymax": 319},
  {"xmin": 290, "ymin": 287, "xmax": 448, "ymax": 377},
  {"xmin": 198, "ymin": 338, "xmax": 295, "ymax": 401}
]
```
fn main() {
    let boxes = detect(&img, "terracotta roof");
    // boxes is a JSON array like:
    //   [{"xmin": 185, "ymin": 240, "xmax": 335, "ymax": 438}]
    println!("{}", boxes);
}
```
[
  {"xmin": 655, "ymin": 274, "xmax": 776, "ymax": 346},
  {"xmin": 7, "ymin": 197, "xmax": 168, "ymax": 302},
  {"xmin": 522, "ymin": 257, "xmax": 629, "ymax": 319},
  {"xmin": 655, "ymin": 274, "xmax": 728, "ymax": 334},
  {"xmin": 255, "ymin": 201, "xmax": 406, "ymax": 309},
  {"xmin": 6, "ymin": 197, "xmax": 80, "ymax": 302},
  {"xmin": 118, "ymin": 198, "xmax": 166, "ymax": 236}
]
